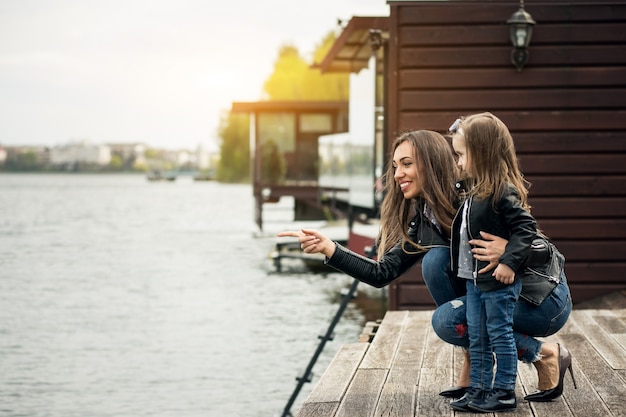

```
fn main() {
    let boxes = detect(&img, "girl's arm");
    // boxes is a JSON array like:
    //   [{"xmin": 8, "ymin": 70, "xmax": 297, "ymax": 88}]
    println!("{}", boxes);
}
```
[{"xmin": 499, "ymin": 189, "xmax": 537, "ymax": 272}]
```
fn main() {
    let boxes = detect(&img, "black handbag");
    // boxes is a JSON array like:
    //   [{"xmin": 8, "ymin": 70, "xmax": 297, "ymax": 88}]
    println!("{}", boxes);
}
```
[{"xmin": 520, "ymin": 236, "xmax": 565, "ymax": 306}]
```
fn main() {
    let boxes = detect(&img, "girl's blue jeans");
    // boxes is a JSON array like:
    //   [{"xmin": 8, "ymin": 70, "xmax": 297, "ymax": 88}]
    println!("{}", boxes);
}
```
[
  {"xmin": 466, "ymin": 279, "xmax": 521, "ymax": 390},
  {"xmin": 422, "ymin": 247, "xmax": 573, "ymax": 363}
]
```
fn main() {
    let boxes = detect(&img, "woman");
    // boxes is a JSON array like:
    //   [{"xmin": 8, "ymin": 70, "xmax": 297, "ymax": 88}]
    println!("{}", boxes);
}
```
[{"xmin": 278, "ymin": 128, "xmax": 573, "ymax": 402}]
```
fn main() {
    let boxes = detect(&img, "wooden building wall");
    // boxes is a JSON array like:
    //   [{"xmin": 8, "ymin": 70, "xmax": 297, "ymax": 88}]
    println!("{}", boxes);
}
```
[{"xmin": 385, "ymin": 0, "xmax": 626, "ymax": 310}]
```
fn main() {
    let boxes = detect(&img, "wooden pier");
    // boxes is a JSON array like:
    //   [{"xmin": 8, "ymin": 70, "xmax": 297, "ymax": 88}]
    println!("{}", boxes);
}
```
[{"xmin": 296, "ymin": 294, "xmax": 626, "ymax": 417}]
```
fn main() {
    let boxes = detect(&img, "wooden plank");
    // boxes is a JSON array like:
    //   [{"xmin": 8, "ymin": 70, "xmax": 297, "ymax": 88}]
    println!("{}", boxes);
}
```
[
  {"xmin": 573, "ymin": 310, "xmax": 626, "ymax": 369},
  {"xmin": 528, "ymin": 197, "xmax": 626, "ymax": 219},
  {"xmin": 526, "ymin": 177, "xmax": 626, "ymax": 198},
  {"xmin": 399, "ymin": 45, "xmax": 626, "ymax": 68},
  {"xmin": 386, "ymin": 311, "xmax": 430, "ymax": 370},
  {"xmin": 374, "ymin": 311, "xmax": 430, "ymax": 417},
  {"xmin": 302, "ymin": 343, "xmax": 369, "ymax": 404},
  {"xmin": 399, "ymin": 23, "xmax": 626, "ymax": 47},
  {"xmin": 397, "ymin": 3, "xmax": 626, "ymax": 25},
  {"xmin": 535, "ymin": 219, "xmax": 626, "ymax": 238},
  {"xmin": 514, "ymin": 132, "xmax": 626, "ymax": 153},
  {"xmin": 397, "ymin": 110, "xmax": 626, "ymax": 134},
  {"xmin": 548, "ymin": 241, "xmax": 626, "ymax": 262},
  {"xmin": 557, "ymin": 333, "xmax": 620, "ymax": 417},
  {"xmin": 296, "ymin": 402, "xmax": 340, "ymax": 417},
  {"xmin": 359, "ymin": 310, "xmax": 407, "ymax": 370},
  {"xmin": 399, "ymin": 87, "xmax": 626, "ymax": 111},
  {"xmin": 519, "ymin": 155, "xmax": 626, "ymax": 175},
  {"xmin": 615, "ymin": 334, "xmax": 626, "ymax": 351},
  {"xmin": 399, "ymin": 89, "xmax": 626, "ymax": 111},
  {"xmin": 590, "ymin": 310, "xmax": 626, "ymax": 335},
  {"xmin": 399, "ymin": 25, "xmax": 510, "ymax": 47},
  {"xmin": 334, "ymin": 369, "xmax": 388, "ymax": 417},
  {"xmin": 575, "ymin": 291, "xmax": 626, "ymax": 310},
  {"xmin": 397, "ymin": 286, "xmax": 437, "ymax": 309},
  {"xmin": 570, "ymin": 286, "xmax": 626, "ymax": 305},
  {"xmin": 400, "ymin": 67, "xmax": 626, "ymax": 90},
  {"xmin": 558, "ymin": 264, "xmax": 626, "ymax": 284},
  {"xmin": 415, "ymin": 325, "xmax": 456, "ymax": 417}
]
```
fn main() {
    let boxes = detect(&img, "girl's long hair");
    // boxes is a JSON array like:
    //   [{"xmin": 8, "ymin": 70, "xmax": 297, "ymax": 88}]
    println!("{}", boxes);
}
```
[
  {"xmin": 456, "ymin": 112, "xmax": 530, "ymax": 210},
  {"xmin": 377, "ymin": 130, "xmax": 459, "ymax": 259}
]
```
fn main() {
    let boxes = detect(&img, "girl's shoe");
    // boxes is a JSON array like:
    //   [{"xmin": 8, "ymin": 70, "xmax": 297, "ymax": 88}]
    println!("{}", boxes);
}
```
[
  {"xmin": 450, "ymin": 387, "xmax": 486, "ymax": 412},
  {"xmin": 468, "ymin": 389, "xmax": 517, "ymax": 412},
  {"xmin": 524, "ymin": 343, "xmax": 578, "ymax": 402}
]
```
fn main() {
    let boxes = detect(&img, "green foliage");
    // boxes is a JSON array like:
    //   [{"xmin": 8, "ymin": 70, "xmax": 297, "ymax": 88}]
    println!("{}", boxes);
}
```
[
  {"xmin": 108, "ymin": 154, "xmax": 123, "ymax": 170},
  {"xmin": 3, "ymin": 151, "xmax": 43, "ymax": 171},
  {"xmin": 263, "ymin": 32, "xmax": 349, "ymax": 101},
  {"xmin": 216, "ymin": 111, "xmax": 250, "ymax": 183}
]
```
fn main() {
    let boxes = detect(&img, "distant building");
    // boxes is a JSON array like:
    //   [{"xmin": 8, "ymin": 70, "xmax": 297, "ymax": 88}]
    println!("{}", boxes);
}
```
[
  {"xmin": 0, "ymin": 146, "xmax": 6, "ymax": 165},
  {"xmin": 107, "ymin": 142, "xmax": 147, "ymax": 169},
  {"xmin": 49, "ymin": 141, "xmax": 111, "ymax": 166},
  {"xmin": 196, "ymin": 143, "xmax": 212, "ymax": 170}
]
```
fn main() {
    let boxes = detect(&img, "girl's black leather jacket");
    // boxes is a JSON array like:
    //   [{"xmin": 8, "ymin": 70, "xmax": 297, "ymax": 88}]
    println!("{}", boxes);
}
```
[
  {"xmin": 450, "ymin": 183, "xmax": 537, "ymax": 292},
  {"xmin": 325, "ymin": 206, "xmax": 448, "ymax": 288}
]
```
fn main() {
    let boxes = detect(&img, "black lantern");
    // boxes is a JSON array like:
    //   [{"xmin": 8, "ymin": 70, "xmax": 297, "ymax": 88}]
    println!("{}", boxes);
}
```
[{"xmin": 507, "ymin": 0, "xmax": 536, "ymax": 71}]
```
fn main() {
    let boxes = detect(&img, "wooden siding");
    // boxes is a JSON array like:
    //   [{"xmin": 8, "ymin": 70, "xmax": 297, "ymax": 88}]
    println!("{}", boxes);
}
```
[{"xmin": 386, "ymin": 1, "xmax": 626, "ymax": 310}]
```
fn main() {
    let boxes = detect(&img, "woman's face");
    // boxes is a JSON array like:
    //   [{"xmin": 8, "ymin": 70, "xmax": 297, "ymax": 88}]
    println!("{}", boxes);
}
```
[
  {"xmin": 452, "ymin": 132, "xmax": 471, "ymax": 177},
  {"xmin": 392, "ymin": 140, "xmax": 424, "ymax": 199}
]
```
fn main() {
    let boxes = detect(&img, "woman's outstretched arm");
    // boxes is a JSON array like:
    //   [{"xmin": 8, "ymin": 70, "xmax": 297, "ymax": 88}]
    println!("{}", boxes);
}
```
[
  {"xmin": 277, "ymin": 229, "xmax": 336, "ymax": 258},
  {"xmin": 277, "ymin": 228, "xmax": 423, "ymax": 289}
]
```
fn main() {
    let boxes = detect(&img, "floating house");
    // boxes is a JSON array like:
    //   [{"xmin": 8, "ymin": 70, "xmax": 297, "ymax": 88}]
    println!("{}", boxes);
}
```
[{"xmin": 230, "ymin": 101, "xmax": 349, "ymax": 231}]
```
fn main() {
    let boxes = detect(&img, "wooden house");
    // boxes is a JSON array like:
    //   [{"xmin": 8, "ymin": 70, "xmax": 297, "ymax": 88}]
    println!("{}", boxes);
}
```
[
  {"xmin": 230, "ymin": 101, "xmax": 349, "ymax": 231},
  {"xmin": 318, "ymin": 0, "xmax": 626, "ymax": 309}
]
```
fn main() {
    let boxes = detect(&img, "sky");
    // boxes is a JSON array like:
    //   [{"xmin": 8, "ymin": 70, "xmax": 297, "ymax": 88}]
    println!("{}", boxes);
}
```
[{"xmin": 0, "ymin": 0, "xmax": 389, "ymax": 151}]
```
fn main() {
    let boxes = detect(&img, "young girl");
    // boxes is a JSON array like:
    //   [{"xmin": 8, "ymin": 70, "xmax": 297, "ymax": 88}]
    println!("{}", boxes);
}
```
[{"xmin": 448, "ymin": 112, "xmax": 537, "ymax": 412}]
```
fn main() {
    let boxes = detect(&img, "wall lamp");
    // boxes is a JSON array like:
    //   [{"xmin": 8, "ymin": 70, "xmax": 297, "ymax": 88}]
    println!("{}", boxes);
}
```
[
  {"xmin": 507, "ymin": 0, "xmax": 536, "ymax": 72},
  {"xmin": 369, "ymin": 29, "xmax": 388, "ymax": 54}
]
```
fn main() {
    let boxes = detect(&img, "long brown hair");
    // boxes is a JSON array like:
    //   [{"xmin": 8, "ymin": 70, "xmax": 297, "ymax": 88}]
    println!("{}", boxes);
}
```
[
  {"xmin": 455, "ymin": 112, "xmax": 530, "ymax": 210},
  {"xmin": 377, "ymin": 130, "xmax": 459, "ymax": 258}
]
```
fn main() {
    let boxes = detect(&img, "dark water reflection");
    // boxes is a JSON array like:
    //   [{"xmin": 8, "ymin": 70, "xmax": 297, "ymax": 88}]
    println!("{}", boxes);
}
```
[{"xmin": 0, "ymin": 174, "xmax": 378, "ymax": 417}]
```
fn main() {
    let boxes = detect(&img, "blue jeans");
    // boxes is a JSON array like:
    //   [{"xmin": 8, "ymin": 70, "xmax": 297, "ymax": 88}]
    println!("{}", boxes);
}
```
[
  {"xmin": 426, "ymin": 248, "xmax": 573, "ymax": 363},
  {"xmin": 421, "ymin": 247, "xmax": 465, "ymax": 306},
  {"xmin": 466, "ymin": 279, "xmax": 521, "ymax": 390}
]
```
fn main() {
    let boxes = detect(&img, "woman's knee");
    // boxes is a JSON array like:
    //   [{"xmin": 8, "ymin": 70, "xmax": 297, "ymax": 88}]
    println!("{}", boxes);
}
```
[{"xmin": 432, "ymin": 297, "xmax": 470, "ymax": 348}]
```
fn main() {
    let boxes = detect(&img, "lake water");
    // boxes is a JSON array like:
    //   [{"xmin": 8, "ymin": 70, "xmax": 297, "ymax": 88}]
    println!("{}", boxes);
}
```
[{"xmin": 0, "ymin": 174, "xmax": 380, "ymax": 417}]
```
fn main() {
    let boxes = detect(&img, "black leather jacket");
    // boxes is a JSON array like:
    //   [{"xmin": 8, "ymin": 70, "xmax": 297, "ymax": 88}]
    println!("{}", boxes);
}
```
[
  {"xmin": 325, "ymin": 205, "xmax": 448, "ymax": 288},
  {"xmin": 451, "ymin": 183, "xmax": 537, "ymax": 292},
  {"xmin": 325, "ymin": 188, "xmax": 543, "ymax": 292}
]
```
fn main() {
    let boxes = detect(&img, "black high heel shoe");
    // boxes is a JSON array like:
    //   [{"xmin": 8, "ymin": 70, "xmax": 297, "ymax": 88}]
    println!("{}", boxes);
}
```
[
  {"xmin": 524, "ymin": 343, "xmax": 578, "ymax": 402},
  {"xmin": 439, "ymin": 386, "xmax": 469, "ymax": 398}
]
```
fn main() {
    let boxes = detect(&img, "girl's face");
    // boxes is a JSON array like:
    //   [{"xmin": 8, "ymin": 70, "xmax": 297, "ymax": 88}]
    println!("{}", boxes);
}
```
[
  {"xmin": 392, "ymin": 140, "xmax": 424, "ymax": 199},
  {"xmin": 452, "ymin": 132, "xmax": 471, "ymax": 177}
]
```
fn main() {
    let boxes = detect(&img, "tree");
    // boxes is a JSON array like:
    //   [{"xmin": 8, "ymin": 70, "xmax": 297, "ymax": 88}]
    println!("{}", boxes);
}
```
[
  {"xmin": 216, "ymin": 111, "xmax": 250, "ymax": 183},
  {"xmin": 263, "ymin": 32, "xmax": 349, "ymax": 101}
]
